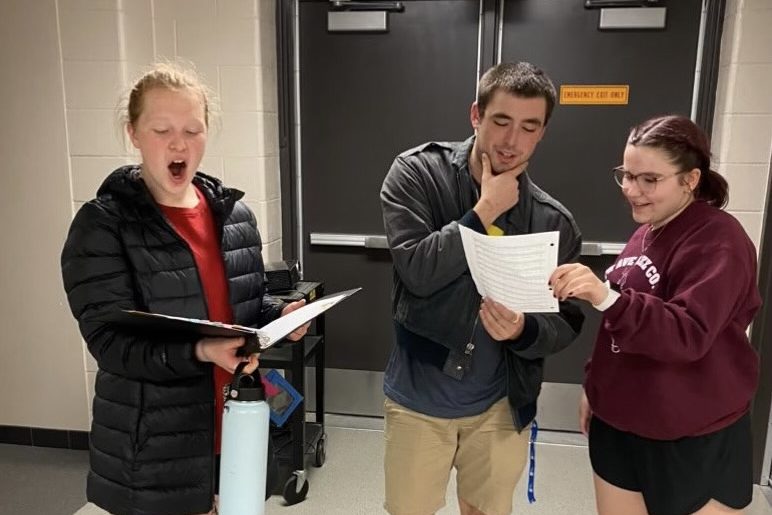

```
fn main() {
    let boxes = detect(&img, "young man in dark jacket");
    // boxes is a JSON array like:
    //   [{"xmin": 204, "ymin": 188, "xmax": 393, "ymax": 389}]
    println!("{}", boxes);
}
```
[{"xmin": 380, "ymin": 62, "xmax": 584, "ymax": 515}]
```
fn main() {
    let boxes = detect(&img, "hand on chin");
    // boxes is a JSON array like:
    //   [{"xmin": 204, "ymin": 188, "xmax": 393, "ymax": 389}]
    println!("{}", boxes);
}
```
[{"xmin": 495, "ymin": 160, "xmax": 526, "ymax": 177}]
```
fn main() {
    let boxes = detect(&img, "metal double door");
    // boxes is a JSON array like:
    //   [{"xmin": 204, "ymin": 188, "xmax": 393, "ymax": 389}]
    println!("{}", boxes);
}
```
[{"xmin": 296, "ymin": 0, "xmax": 702, "ymax": 428}]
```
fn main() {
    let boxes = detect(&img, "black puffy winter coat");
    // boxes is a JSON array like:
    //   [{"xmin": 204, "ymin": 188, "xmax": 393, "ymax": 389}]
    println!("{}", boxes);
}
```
[{"xmin": 61, "ymin": 166, "xmax": 284, "ymax": 515}]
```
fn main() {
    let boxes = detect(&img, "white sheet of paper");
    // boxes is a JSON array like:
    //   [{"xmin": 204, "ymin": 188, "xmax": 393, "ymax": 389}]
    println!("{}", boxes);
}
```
[
  {"xmin": 459, "ymin": 226, "xmax": 559, "ymax": 313},
  {"xmin": 257, "ymin": 288, "xmax": 362, "ymax": 347}
]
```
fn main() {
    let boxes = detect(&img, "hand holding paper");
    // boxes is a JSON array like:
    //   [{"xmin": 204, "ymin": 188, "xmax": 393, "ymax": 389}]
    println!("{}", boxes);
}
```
[
  {"xmin": 479, "ymin": 298, "xmax": 526, "ymax": 341},
  {"xmin": 459, "ymin": 226, "xmax": 558, "ymax": 313},
  {"xmin": 195, "ymin": 337, "xmax": 258, "ymax": 374},
  {"xmin": 281, "ymin": 299, "xmax": 311, "ymax": 341}
]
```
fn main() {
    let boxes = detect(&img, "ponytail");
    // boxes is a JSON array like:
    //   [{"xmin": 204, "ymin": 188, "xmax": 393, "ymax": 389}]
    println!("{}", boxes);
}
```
[{"xmin": 695, "ymin": 168, "xmax": 728, "ymax": 208}]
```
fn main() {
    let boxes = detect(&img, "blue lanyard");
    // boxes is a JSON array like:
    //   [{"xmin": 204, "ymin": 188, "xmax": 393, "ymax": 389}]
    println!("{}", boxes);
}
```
[{"xmin": 527, "ymin": 420, "xmax": 538, "ymax": 503}]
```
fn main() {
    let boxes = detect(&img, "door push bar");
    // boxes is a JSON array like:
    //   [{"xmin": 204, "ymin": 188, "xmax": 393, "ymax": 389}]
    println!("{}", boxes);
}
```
[
  {"xmin": 309, "ymin": 233, "xmax": 625, "ymax": 256},
  {"xmin": 329, "ymin": 1, "xmax": 404, "ymax": 12},
  {"xmin": 584, "ymin": 0, "xmax": 659, "ymax": 7},
  {"xmin": 310, "ymin": 232, "xmax": 389, "ymax": 249}
]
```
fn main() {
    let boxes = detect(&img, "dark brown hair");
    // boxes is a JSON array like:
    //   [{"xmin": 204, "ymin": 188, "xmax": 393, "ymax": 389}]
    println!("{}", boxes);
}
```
[
  {"xmin": 627, "ymin": 115, "xmax": 728, "ymax": 208},
  {"xmin": 477, "ymin": 62, "xmax": 557, "ymax": 125}
]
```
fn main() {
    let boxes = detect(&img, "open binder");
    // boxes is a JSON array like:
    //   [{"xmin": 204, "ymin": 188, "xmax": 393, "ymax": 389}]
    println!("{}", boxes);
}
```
[{"xmin": 100, "ymin": 288, "xmax": 362, "ymax": 355}]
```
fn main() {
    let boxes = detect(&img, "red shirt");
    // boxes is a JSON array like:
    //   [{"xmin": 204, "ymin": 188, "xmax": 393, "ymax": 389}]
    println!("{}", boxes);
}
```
[{"xmin": 160, "ymin": 186, "xmax": 233, "ymax": 453}]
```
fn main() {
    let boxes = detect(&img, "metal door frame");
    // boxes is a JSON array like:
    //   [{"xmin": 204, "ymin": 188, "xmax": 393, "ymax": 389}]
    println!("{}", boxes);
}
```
[
  {"xmin": 693, "ymin": 0, "xmax": 727, "ymax": 136},
  {"xmin": 277, "ymin": 0, "xmax": 301, "ymax": 262},
  {"xmin": 752, "ymin": 154, "xmax": 772, "ymax": 484}
]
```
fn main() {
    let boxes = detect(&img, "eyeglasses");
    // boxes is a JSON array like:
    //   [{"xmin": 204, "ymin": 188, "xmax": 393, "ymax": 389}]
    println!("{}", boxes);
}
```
[{"xmin": 612, "ymin": 166, "xmax": 687, "ymax": 193}]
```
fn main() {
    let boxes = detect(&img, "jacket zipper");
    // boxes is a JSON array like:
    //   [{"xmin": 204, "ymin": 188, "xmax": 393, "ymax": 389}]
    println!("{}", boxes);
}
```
[{"xmin": 464, "ymin": 314, "xmax": 479, "ymax": 358}]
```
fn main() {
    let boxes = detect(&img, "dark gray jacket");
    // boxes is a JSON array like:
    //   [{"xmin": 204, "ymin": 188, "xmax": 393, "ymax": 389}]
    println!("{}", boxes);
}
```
[
  {"xmin": 61, "ymin": 166, "xmax": 284, "ymax": 515},
  {"xmin": 380, "ymin": 137, "xmax": 584, "ymax": 428}
]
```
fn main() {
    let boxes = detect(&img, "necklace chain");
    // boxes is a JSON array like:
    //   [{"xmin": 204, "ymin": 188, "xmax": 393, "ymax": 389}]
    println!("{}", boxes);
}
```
[
  {"xmin": 616, "ymin": 224, "xmax": 664, "ymax": 289},
  {"xmin": 640, "ymin": 224, "xmax": 664, "ymax": 254},
  {"xmin": 610, "ymin": 224, "xmax": 663, "ymax": 354}
]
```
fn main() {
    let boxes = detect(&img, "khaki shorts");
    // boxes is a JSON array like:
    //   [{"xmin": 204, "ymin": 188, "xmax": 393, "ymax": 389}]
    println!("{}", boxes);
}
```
[{"xmin": 384, "ymin": 398, "xmax": 530, "ymax": 515}]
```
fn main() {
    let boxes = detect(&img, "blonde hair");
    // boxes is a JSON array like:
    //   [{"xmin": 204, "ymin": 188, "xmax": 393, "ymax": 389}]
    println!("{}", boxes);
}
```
[{"xmin": 121, "ymin": 61, "xmax": 215, "ymax": 129}]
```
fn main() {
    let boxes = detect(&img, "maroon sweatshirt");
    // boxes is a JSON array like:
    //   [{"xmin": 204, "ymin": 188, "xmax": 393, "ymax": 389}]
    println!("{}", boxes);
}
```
[{"xmin": 585, "ymin": 201, "xmax": 761, "ymax": 440}]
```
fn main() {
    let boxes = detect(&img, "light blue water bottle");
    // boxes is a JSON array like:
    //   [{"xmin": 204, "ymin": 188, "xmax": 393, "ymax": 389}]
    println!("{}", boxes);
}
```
[{"xmin": 219, "ymin": 362, "xmax": 270, "ymax": 515}]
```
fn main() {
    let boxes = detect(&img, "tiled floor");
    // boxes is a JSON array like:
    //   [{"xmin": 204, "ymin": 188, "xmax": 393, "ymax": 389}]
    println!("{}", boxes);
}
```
[{"xmin": 3, "ymin": 422, "xmax": 772, "ymax": 515}]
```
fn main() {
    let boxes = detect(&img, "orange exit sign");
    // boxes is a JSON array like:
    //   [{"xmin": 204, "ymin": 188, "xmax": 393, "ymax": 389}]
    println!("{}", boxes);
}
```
[{"xmin": 559, "ymin": 85, "xmax": 630, "ymax": 105}]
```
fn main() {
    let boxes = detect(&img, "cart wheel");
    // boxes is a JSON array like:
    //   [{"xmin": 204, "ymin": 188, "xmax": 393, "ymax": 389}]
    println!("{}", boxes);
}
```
[
  {"xmin": 282, "ymin": 473, "xmax": 309, "ymax": 505},
  {"xmin": 314, "ymin": 434, "xmax": 327, "ymax": 467}
]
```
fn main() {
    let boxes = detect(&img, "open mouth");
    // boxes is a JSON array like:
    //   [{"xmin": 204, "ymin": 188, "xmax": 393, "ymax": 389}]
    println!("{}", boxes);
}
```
[{"xmin": 168, "ymin": 160, "xmax": 187, "ymax": 180}]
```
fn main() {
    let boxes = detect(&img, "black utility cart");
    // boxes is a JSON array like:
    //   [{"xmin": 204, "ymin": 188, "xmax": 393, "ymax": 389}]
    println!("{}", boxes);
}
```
[{"xmin": 260, "ymin": 281, "xmax": 326, "ymax": 505}]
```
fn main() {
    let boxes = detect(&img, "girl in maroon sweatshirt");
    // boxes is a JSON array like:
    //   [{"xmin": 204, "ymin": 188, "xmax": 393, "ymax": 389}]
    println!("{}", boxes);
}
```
[{"xmin": 550, "ymin": 115, "xmax": 761, "ymax": 515}]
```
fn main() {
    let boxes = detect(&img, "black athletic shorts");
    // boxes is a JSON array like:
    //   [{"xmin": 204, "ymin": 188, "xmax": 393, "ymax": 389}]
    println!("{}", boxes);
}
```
[{"xmin": 589, "ymin": 413, "xmax": 752, "ymax": 515}]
